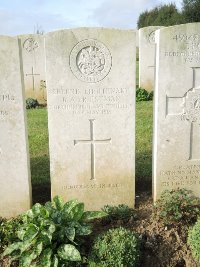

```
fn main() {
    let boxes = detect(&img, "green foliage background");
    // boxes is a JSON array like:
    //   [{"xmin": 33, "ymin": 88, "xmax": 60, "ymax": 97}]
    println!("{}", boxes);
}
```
[{"xmin": 137, "ymin": 1, "xmax": 200, "ymax": 29}]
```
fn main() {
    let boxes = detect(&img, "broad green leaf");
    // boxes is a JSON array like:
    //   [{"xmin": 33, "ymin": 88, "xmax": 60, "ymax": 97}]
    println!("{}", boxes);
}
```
[
  {"xmin": 37, "ymin": 231, "xmax": 51, "ymax": 246},
  {"xmin": 65, "ymin": 227, "xmax": 75, "ymax": 242},
  {"xmin": 32, "ymin": 203, "xmax": 42, "ymax": 215},
  {"xmin": 70, "ymin": 203, "xmax": 84, "ymax": 221},
  {"xmin": 81, "ymin": 211, "xmax": 108, "ymax": 221},
  {"xmin": 63, "ymin": 199, "xmax": 79, "ymax": 214},
  {"xmin": 3, "ymin": 242, "xmax": 22, "ymax": 256},
  {"xmin": 32, "ymin": 203, "xmax": 49, "ymax": 218},
  {"xmin": 57, "ymin": 244, "xmax": 81, "ymax": 261},
  {"xmin": 51, "ymin": 255, "xmax": 59, "ymax": 267},
  {"xmin": 51, "ymin": 210, "xmax": 62, "ymax": 224},
  {"xmin": 25, "ymin": 209, "xmax": 34, "ymax": 219},
  {"xmin": 45, "ymin": 201, "xmax": 54, "ymax": 210},
  {"xmin": 48, "ymin": 223, "xmax": 56, "ymax": 234},
  {"xmin": 19, "ymin": 250, "xmax": 36, "ymax": 267},
  {"xmin": 39, "ymin": 248, "xmax": 52, "ymax": 267},
  {"xmin": 57, "ymin": 228, "xmax": 66, "ymax": 242},
  {"xmin": 23, "ymin": 224, "xmax": 39, "ymax": 241},
  {"xmin": 35, "ymin": 241, "xmax": 43, "ymax": 257},
  {"xmin": 53, "ymin": 196, "xmax": 64, "ymax": 210},
  {"xmin": 17, "ymin": 229, "xmax": 26, "ymax": 241},
  {"xmin": 20, "ymin": 240, "xmax": 34, "ymax": 253},
  {"xmin": 76, "ymin": 224, "xmax": 92, "ymax": 236}
]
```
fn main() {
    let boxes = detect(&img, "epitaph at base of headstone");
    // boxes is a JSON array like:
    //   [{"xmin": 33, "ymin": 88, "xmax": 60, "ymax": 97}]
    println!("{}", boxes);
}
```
[
  {"xmin": 139, "ymin": 26, "xmax": 163, "ymax": 91},
  {"xmin": 46, "ymin": 28, "xmax": 136, "ymax": 210},
  {"xmin": 0, "ymin": 36, "xmax": 32, "ymax": 218},
  {"xmin": 18, "ymin": 34, "xmax": 46, "ymax": 104},
  {"xmin": 153, "ymin": 23, "xmax": 200, "ymax": 201}
]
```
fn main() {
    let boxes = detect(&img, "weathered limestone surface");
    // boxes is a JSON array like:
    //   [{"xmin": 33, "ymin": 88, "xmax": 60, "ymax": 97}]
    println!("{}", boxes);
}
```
[
  {"xmin": 46, "ymin": 28, "xmax": 136, "ymax": 210},
  {"xmin": 0, "ymin": 36, "xmax": 32, "ymax": 218},
  {"xmin": 139, "ymin": 26, "xmax": 163, "ymax": 91},
  {"xmin": 153, "ymin": 23, "xmax": 200, "ymax": 201},
  {"xmin": 18, "ymin": 34, "xmax": 46, "ymax": 104}
]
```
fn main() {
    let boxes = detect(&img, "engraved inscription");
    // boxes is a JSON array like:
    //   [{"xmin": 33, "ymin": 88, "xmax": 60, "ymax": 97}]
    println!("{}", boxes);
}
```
[
  {"xmin": 48, "ymin": 87, "xmax": 132, "ymax": 115},
  {"xmin": 70, "ymin": 39, "xmax": 112, "ymax": 83},
  {"xmin": 26, "ymin": 67, "xmax": 40, "ymax": 91},
  {"xmin": 0, "ymin": 94, "xmax": 15, "ymax": 101},
  {"xmin": 0, "ymin": 94, "xmax": 15, "ymax": 122},
  {"xmin": 62, "ymin": 183, "xmax": 122, "ymax": 190},
  {"xmin": 160, "ymin": 165, "xmax": 200, "ymax": 188},
  {"xmin": 164, "ymin": 33, "xmax": 200, "ymax": 63},
  {"xmin": 74, "ymin": 119, "xmax": 111, "ymax": 180},
  {"xmin": 23, "ymin": 38, "xmax": 39, "ymax": 52}
]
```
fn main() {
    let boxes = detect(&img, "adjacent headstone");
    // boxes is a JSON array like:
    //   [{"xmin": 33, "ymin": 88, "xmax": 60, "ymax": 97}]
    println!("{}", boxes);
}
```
[
  {"xmin": 0, "ymin": 36, "xmax": 32, "ymax": 218},
  {"xmin": 46, "ymin": 28, "xmax": 136, "ymax": 210},
  {"xmin": 153, "ymin": 23, "xmax": 200, "ymax": 201},
  {"xmin": 139, "ymin": 26, "xmax": 163, "ymax": 91},
  {"xmin": 18, "ymin": 34, "xmax": 46, "ymax": 104}
]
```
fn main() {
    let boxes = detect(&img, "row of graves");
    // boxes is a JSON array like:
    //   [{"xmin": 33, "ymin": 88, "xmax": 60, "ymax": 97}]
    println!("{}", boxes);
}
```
[{"xmin": 0, "ymin": 24, "xmax": 200, "ymax": 218}]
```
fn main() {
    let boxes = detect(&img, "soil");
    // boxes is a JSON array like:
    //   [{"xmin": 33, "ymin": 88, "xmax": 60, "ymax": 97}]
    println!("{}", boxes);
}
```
[
  {"xmin": 129, "ymin": 191, "xmax": 199, "ymax": 267},
  {"xmin": 90, "ymin": 181, "xmax": 200, "ymax": 267},
  {"xmin": 0, "ymin": 182, "xmax": 199, "ymax": 267}
]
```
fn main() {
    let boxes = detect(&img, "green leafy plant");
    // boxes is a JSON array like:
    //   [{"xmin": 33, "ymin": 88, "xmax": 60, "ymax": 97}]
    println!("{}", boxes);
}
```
[
  {"xmin": 154, "ymin": 188, "xmax": 200, "ymax": 224},
  {"xmin": 26, "ymin": 98, "xmax": 39, "ymax": 109},
  {"xmin": 88, "ymin": 227, "xmax": 140, "ymax": 267},
  {"xmin": 102, "ymin": 204, "xmax": 135, "ymax": 222},
  {"xmin": 136, "ymin": 88, "xmax": 153, "ymax": 102},
  {"xmin": 188, "ymin": 218, "xmax": 200, "ymax": 264},
  {"xmin": 0, "ymin": 217, "xmax": 23, "ymax": 249},
  {"xmin": 1, "ymin": 196, "xmax": 107, "ymax": 266}
]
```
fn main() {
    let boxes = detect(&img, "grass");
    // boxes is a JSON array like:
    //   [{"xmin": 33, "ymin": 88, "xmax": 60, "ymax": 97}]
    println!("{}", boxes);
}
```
[
  {"xmin": 136, "ymin": 101, "xmax": 153, "ymax": 182},
  {"xmin": 27, "ymin": 109, "xmax": 50, "ymax": 203},
  {"xmin": 27, "ymin": 100, "xmax": 153, "ymax": 202}
]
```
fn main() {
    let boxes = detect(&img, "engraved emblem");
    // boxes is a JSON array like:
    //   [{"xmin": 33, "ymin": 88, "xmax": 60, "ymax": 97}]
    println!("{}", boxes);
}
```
[
  {"xmin": 148, "ymin": 31, "xmax": 156, "ymax": 44},
  {"xmin": 182, "ymin": 90, "xmax": 200, "ymax": 124},
  {"xmin": 70, "ymin": 39, "xmax": 112, "ymax": 83},
  {"xmin": 23, "ymin": 38, "xmax": 39, "ymax": 52}
]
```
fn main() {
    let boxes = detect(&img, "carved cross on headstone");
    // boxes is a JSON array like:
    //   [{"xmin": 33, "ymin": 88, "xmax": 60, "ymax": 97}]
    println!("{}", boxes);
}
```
[
  {"xmin": 26, "ymin": 66, "xmax": 40, "ymax": 91},
  {"xmin": 166, "ymin": 67, "xmax": 200, "ymax": 160},
  {"xmin": 74, "ymin": 119, "xmax": 111, "ymax": 180}
]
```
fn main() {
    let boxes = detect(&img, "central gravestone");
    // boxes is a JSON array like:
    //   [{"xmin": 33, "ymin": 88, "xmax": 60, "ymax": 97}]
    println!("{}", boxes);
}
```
[{"xmin": 45, "ymin": 28, "xmax": 136, "ymax": 210}]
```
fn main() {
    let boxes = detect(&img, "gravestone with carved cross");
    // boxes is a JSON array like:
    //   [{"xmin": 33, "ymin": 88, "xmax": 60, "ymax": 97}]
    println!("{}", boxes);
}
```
[
  {"xmin": 139, "ymin": 26, "xmax": 164, "ymax": 92},
  {"xmin": 153, "ymin": 24, "xmax": 200, "ymax": 202},
  {"xmin": 18, "ymin": 34, "xmax": 47, "ymax": 104},
  {"xmin": 46, "ymin": 28, "xmax": 136, "ymax": 210}
]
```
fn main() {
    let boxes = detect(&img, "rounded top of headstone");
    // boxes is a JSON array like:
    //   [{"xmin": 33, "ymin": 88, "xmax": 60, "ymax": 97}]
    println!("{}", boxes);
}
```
[{"xmin": 69, "ymin": 39, "xmax": 112, "ymax": 83}]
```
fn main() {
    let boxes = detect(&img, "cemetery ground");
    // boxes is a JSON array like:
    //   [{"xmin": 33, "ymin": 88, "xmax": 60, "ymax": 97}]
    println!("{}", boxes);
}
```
[{"xmin": 1, "ymin": 101, "xmax": 199, "ymax": 267}]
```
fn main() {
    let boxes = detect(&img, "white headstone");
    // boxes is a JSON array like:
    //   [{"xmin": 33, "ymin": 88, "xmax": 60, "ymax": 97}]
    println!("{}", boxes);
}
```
[
  {"xmin": 18, "ymin": 34, "xmax": 46, "ymax": 104},
  {"xmin": 0, "ymin": 36, "xmax": 32, "ymax": 218},
  {"xmin": 46, "ymin": 28, "xmax": 136, "ymax": 210},
  {"xmin": 139, "ymin": 26, "xmax": 163, "ymax": 91},
  {"xmin": 153, "ymin": 23, "xmax": 200, "ymax": 201}
]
